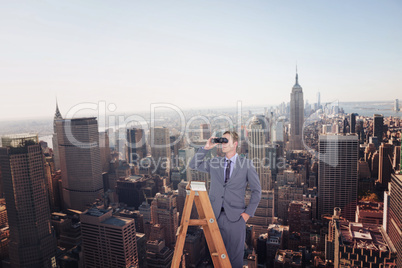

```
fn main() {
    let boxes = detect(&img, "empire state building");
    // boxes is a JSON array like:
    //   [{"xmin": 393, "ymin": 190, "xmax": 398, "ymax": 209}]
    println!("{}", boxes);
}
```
[{"xmin": 290, "ymin": 71, "xmax": 304, "ymax": 150}]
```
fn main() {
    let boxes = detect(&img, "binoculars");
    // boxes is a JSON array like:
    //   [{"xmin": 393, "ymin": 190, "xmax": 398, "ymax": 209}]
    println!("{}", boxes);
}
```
[{"xmin": 212, "ymin": 137, "xmax": 228, "ymax": 143}]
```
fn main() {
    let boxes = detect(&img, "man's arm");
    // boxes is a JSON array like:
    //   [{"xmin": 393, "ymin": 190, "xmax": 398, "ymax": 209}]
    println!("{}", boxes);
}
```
[
  {"xmin": 189, "ymin": 136, "xmax": 218, "ymax": 173},
  {"xmin": 244, "ymin": 160, "xmax": 262, "ymax": 217},
  {"xmin": 189, "ymin": 147, "xmax": 211, "ymax": 173}
]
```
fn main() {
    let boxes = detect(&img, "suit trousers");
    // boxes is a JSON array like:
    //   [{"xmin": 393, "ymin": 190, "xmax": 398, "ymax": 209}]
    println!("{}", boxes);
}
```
[{"xmin": 217, "ymin": 211, "xmax": 246, "ymax": 268}]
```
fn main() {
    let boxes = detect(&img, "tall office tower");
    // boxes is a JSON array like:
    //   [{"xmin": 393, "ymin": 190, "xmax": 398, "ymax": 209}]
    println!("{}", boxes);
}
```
[
  {"xmin": 318, "ymin": 134, "xmax": 359, "ymax": 221},
  {"xmin": 178, "ymin": 147, "xmax": 195, "ymax": 181},
  {"xmin": 0, "ymin": 162, "xmax": 2, "ymax": 199},
  {"xmin": 139, "ymin": 201, "xmax": 152, "ymax": 224},
  {"xmin": 395, "ymin": 99, "xmax": 399, "ymax": 111},
  {"xmin": 393, "ymin": 146, "xmax": 400, "ymax": 171},
  {"xmin": 248, "ymin": 116, "xmax": 268, "ymax": 190},
  {"xmin": 342, "ymin": 117, "xmax": 349, "ymax": 134},
  {"xmin": 374, "ymin": 114, "xmax": 384, "ymax": 142},
  {"xmin": 0, "ymin": 135, "xmax": 57, "ymax": 267},
  {"xmin": 0, "ymin": 201, "xmax": 8, "ymax": 262},
  {"xmin": 378, "ymin": 143, "xmax": 394, "ymax": 189},
  {"xmin": 386, "ymin": 173, "xmax": 402, "ymax": 267},
  {"xmin": 115, "ymin": 128, "xmax": 128, "ymax": 161},
  {"xmin": 99, "ymin": 131, "xmax": 111, "ymax": 173},
  {"xmin": 56, "ymin": 117, "xmax": 104, "ymax": 211},
  {"xmin": 80, "ymin": 208, "xmax": 138, "ymax": 268},
  {"xmin": 200, "ymin": 123, "xmax": 211, "ymax": 140},
  {"xmin": 317, "ymin": 92, "xmax": 321, "ymax": 108},
  {"xmin": 290, "ymin": 71, "xmax": 304, "ymax": 150},
  {"xmin": 153, "ymin": 192, "xmax": 178, "ymax": 249},
  {"xmin": 350, "ymin": 113, "xmax": 356, "ymax": 134},
  {"xmin": 127, "ymin": 128, "xmax": 147, "ymax": 164},
  {"xmin": 275, "ymin": 119, "xmax": 284, "ymax": 142},
  {"xmin": 400, "ymin": 146, "xmax": 402, "ymax": 171},
  {"xmin": 150, "ymin": 127, "xmax": 171, "ymax": 177},
  {"xmin": 288, "ymin": 201, "xmax": 311, "ymax": 246},
  {"xmin": 52, "ymin": 101, "xmax": 62, "ymax": 171},
  {"xmin": 169, "ymin": 134, "xmax": 182, "ymax": 169},
  {"xmin": 356, "ymin": 119, "xmax": 365, "ymax": 143}
]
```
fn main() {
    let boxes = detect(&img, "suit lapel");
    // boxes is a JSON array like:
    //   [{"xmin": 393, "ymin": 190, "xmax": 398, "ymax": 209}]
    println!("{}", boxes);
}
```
[
  {"xmin": 218, "ymin": 157, "xmax": 225, "ymax": 184},
  {"xmin": 228, "ymin": 155, "xmax": 243, "ymax": 183}
]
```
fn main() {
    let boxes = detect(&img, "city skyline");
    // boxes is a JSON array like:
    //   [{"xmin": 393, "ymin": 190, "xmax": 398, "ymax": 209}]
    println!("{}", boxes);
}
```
[{"xmin": 1, "ymin": 1, "xmax": 401, "ymax": 120}]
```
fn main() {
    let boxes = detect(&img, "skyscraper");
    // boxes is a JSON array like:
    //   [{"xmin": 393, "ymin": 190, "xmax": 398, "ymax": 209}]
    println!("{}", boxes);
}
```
[
  {"xmin": 290, "ymin": 71, "xmax": 304, "ymax": 150},
  {"xmin": 150, "ymin": 127, "xmax": 171, "ymax": 176},
  {"xmin": 52, "ymin": 101, "xmax": 62, "ymax": 171},
  {"xmin": 386, "ymin": 173, "xmax": 402, "ymax": 267},
  {"xmin": 127, "ymin": 128, "xmax": 147, "ymax": 164},
  {"xmin": 152, "ymin": 192, "xmax": 178, "ymax": 249},
  {"xmin": 248, "ymin": 116, "xmax": 268, "ymax": 190},
  {"xmin": 378, "ymin": 143, "xmax": 394, "ymax": 189},
  {"xmin": 318, "ymin": 134, "xmax": 359, "ymax": 221},
  {"xmin": 200, "ymin": 123, "xmax": 211, "ymax": 140},
  {"xmin": 400, "ymin": 146, "xmax": 402, "ymax": 171},
  {"xmin": 0, "ymin": 135, "xmax": 57, "ymax": 267},
  {"xmin": 56, "ymin": 117, "xmax": 104, "ymax": 211},
  {"xmin": 373, "ymin": 114, "xmax": 384, "ymax": 143},
  {"xmin": 178, "ymin": 147, "xmax": 195, "ymax": 181},
  {"xmin": 80, "ymin": 207, "xmax": 138, "ymax": 267},
  {"xmin": 99, "ymin": 131, "xmax": 111, "ymax": 173},
  {"xmin": 350, "ymin": 113, "xmax": 356, "ymax": 134}
]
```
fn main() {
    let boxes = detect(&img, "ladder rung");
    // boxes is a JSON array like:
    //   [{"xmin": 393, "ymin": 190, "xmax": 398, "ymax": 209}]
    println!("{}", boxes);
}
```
[{"xmin": 188, "ymin": 219, "xmax": 207, "ymax": 226}]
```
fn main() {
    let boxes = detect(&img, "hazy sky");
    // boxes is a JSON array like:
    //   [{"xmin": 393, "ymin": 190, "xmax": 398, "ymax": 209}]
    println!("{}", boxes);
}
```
[{"xmin": 0, "ymin": 1, "xmax": 401, "ymax": 120}]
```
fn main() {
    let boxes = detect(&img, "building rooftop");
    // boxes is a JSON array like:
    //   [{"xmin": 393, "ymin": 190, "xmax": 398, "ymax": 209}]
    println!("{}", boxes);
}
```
[
  {"xmin": 84, "ymin": 207, "xmax": 109, "ymax": 217},
  {"xmin": 102, "ymin": 216, "xmax": 131, "ymax": 227},
  {"xmin": 275, "ymin": 249, "xmax": 302, "ymax": 265},
  {"xmin": 339, "ymin": 222, "xmax": 394, "ymax": 252}
]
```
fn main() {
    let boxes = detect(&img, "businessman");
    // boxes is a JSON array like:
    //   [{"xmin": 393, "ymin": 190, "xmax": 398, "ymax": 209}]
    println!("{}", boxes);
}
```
[{"xmin": 189, "ymin": 130, "xmax": 261, "ymax": 268}]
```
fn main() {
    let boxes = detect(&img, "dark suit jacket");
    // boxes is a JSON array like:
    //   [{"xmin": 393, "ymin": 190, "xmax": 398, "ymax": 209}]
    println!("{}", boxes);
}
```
[{"xmin": 189, "ymin": 148, "xmax": 262, "ymax": 222}]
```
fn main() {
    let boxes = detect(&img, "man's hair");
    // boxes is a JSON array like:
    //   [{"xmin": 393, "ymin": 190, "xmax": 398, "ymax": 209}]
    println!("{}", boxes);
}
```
[{"xmin": 223, "ymin": 130, "xmax": 239, "ymax": 144}]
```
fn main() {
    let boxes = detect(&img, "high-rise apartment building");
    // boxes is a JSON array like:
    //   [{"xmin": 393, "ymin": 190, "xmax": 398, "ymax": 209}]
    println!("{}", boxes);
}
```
[
  {"xmin": 318, "ymin": 134, "xmax": 359, "ymax": 221},
  {"xmin": 55, "ymin": 117, "xmax": 104, "ymax": 211},
  {"xmin": 0, "ymin": 135, "xmax": 57, "ymax": 267},
  {"xmin": 290, "ymin": 71, "xmax": 304, "ymax": 150},
  {"xmin": 80, "ymin": 207, "xmax": 138, "ymax": 267}
]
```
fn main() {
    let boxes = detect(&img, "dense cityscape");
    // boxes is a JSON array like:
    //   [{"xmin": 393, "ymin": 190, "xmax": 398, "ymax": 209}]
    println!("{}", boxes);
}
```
[
  {"xmin": 1, "ymin": 1, "xmax": 401, "ymax": 268},
  {"xmin": 0, "ymin": 71, "xmax": 401, "ymax": 267}
]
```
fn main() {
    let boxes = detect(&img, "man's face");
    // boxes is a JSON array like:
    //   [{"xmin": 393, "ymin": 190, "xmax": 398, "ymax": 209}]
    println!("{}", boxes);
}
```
[{"xmin": 221, "ymin": 133, "xmax": 237, "ymax": 154}]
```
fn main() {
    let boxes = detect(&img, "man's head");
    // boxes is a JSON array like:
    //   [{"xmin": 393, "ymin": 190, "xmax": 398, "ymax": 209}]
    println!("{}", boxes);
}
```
[{"xmin": 222, "ymin": 130, "xmax": 238, "ymax": 155}]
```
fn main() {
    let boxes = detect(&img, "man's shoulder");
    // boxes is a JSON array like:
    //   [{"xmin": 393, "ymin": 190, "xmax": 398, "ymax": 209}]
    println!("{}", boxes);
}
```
[{"xmin": 237, "ymin": 155, "xmax": 254, "ymax": 168}]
